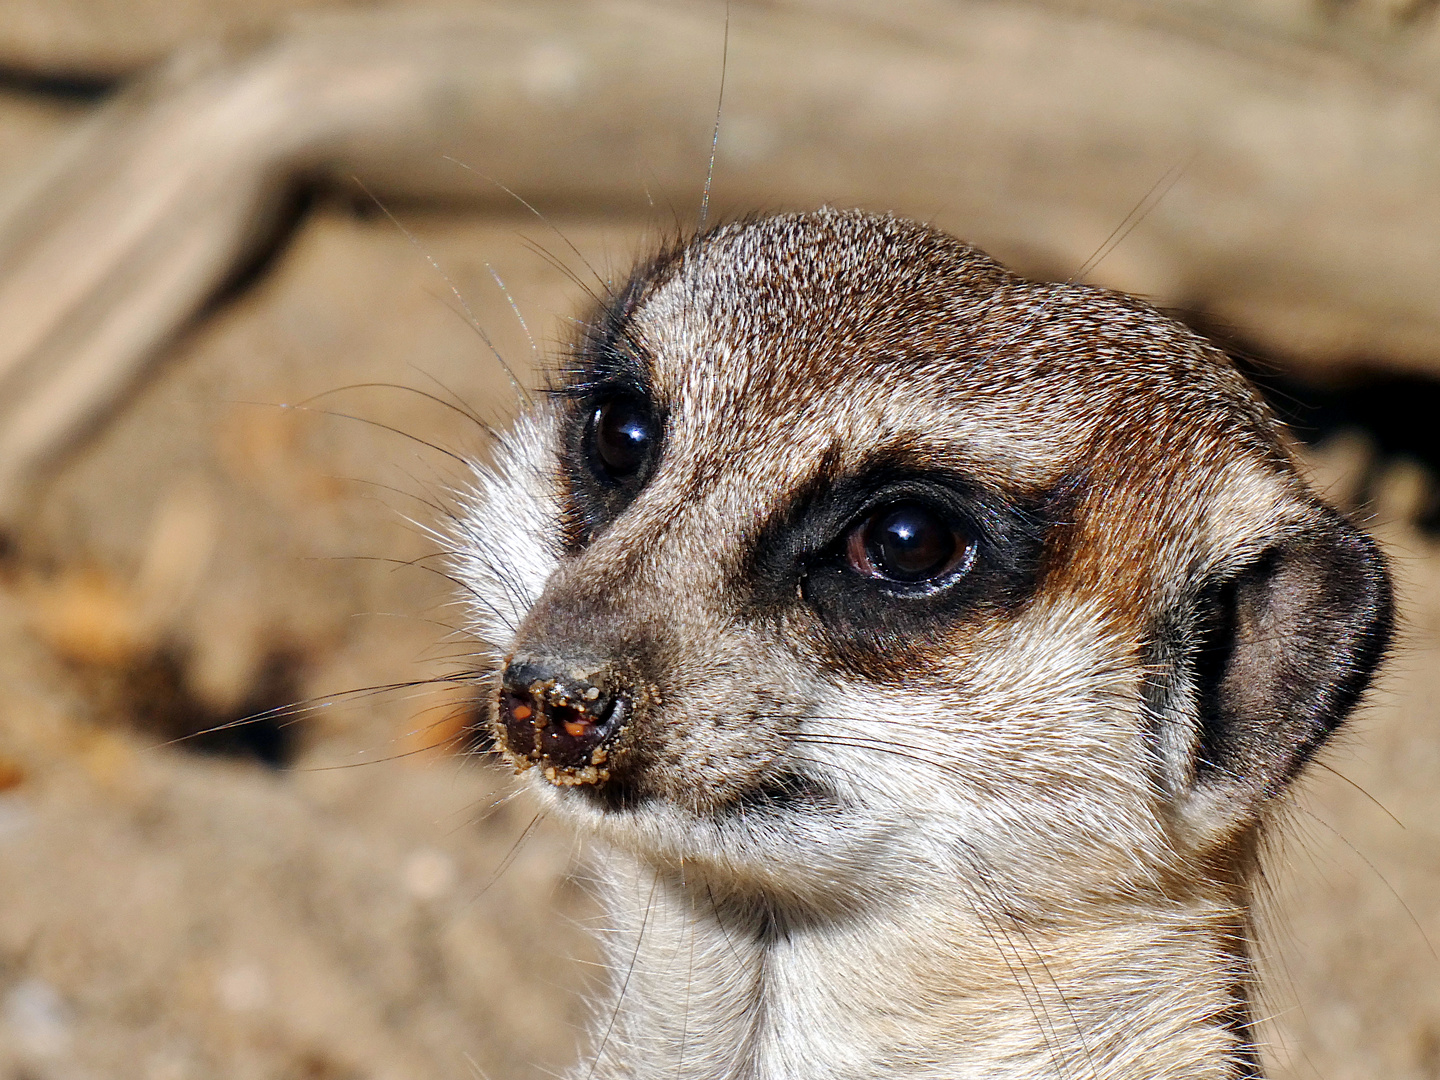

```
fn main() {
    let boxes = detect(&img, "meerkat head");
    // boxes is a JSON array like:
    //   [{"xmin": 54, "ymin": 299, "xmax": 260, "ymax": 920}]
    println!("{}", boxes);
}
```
[{"xmin": 457, "ymin": 207, "xmax": 1391, "ymax": 927}]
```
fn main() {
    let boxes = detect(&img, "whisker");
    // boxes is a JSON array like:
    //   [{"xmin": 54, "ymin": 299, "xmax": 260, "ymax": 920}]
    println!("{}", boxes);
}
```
[
  {"xmin": 971, "ymin": 158, "xmax": 1190, "ymax": 376},
  {"xmin": 264, "ymin": 401, "xmax": 470, "ymax": 467},
  {"xmin": 1311, "ymin": 759, "xmax": 1406, "ymax": 830},
  {"xmin": 1288, "ymin": 801, "xmax": 1437, "ymax": 962},
  {"xmin": 518, "ymin": 235, "xmax": 606, "ymax": 309},
  {"xmin": 484, "ymin": 262, "xmax": 541, "ymax": 371},
  {"xmin": 148, "ymin": 676, "xmax": 481, "ymax": 751},
  {"xmin": 292, "ymin": 381, "xmax": 500, "ymax": 442},
  {"xmin": 698, "ymin": 6, "xmax": 729, "ymax": 231},
  {"xmin": 585, "ymin": 870, "xmax": 660, "ymax": 1080},
  {"xmin": 442, "ymin": 157, "xmax": 610, "ymax": 299},
  {"xmin": 469, "ymin": 811, "xmax": 547, "ymax": 903},
  {"xmin": 351, "ymin": 176, "xmax": 532, "ymax": 407}
]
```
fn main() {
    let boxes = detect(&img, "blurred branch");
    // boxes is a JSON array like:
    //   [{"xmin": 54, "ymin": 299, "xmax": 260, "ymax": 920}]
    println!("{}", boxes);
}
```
[{"xmin": 0, "ymin": 0, "xmax": 1438, "ymax": 527}]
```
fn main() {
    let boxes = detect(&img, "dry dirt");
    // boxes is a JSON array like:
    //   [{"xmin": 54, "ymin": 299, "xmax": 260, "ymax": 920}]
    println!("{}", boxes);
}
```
[{"xmin": 0, "ymin": 5, "xmax": 1437, "ymax": 1080}]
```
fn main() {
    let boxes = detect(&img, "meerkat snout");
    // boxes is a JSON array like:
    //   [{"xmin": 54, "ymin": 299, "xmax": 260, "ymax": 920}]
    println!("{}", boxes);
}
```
[
  {"xmin": 496, "ymin": 655, "xmax": 628, "ymax": 782},
  {"xmin": 456, "ymin": 208, "xmax": 1392, "ymax": 1079}
]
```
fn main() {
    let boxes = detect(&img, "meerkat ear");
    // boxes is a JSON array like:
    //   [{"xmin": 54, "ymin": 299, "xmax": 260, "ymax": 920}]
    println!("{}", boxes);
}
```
[{"xmin": 1179, "ymin": 505, "xmax": 1392, "ymax": 831}]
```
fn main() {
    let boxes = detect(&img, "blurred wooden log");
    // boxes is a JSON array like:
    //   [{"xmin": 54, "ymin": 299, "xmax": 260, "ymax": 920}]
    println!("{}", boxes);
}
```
[{"xmin": 0, "ymin": 0, "xmax": 1438, "ymax": 528}]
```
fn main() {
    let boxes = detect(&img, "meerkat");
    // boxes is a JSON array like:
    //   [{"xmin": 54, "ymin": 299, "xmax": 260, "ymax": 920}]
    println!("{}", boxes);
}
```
[{"xmin": 452, "ymin": 208, "xmax": 1393, "ymax": 1080}]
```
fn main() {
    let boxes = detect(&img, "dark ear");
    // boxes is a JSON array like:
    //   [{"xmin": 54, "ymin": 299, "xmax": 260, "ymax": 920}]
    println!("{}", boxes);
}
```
[{"xmin": 1181, "ymin": 505, "xmax": 1392, "ymax": 825}]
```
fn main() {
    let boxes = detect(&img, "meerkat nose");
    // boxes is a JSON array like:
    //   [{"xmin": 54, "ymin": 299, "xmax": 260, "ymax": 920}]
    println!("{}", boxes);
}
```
[{"xmin": 496, "ymin": 657, "xmax": 627, "ymax": 776}]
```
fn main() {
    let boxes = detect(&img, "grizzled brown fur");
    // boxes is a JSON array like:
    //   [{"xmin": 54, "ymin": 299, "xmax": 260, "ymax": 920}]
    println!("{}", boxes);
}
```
[{"xmin": 456, "ymin": 209, "xmax": 1391, "ymax": 1079}]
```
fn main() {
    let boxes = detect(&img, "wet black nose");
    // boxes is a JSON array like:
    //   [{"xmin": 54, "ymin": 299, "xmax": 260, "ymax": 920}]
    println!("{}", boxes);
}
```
[{"xmin": 496, "ymin": 657, "xmax": 629, "ymax": 780}]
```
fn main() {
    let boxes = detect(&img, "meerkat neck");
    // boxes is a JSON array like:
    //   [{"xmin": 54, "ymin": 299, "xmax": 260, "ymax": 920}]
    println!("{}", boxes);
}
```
[{"xmin": 580, "ymin": 854, "xmax": 1259, "ymax": 1080}]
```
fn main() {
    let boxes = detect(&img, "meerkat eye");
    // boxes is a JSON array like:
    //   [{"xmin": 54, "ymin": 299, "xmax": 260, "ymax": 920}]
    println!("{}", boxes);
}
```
[
  {"xmin": 845, "ymin": 502, "xmax": 975, "ymax": 584},
  {"xmin": 589, "ymin": 397, "xmax": 655, "ymax": 481}
]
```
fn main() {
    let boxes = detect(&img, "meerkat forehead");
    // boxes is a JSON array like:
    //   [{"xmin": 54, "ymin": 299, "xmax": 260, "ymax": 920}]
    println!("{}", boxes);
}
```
[{"xmin": 567, "ymin": 209, "xmax": 1297, "ymax": 615}]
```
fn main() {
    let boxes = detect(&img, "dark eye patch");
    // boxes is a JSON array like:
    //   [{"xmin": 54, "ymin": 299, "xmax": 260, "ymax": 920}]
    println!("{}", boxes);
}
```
[{"xmin": 746, "ymin": 461, "xmax": 1078, "ymax": 681}]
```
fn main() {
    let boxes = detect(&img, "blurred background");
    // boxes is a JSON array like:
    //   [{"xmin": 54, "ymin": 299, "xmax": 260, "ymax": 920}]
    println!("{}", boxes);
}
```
[{"xmin": 0, "ymin": 0, "xmax": 1436, "ymax": 1077}]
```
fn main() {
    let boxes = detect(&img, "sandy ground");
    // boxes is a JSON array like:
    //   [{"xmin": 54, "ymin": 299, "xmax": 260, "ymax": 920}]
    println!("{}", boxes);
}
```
[{"xmin": 0, "ymin": 7, "xmax": 1438, "ymax": 1079}]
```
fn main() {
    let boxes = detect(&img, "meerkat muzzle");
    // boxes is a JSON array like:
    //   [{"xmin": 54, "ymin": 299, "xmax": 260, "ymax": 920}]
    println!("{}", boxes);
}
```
[{"xmin": 495, "ymin": 657, "xmax": 630, "ymax": 785}]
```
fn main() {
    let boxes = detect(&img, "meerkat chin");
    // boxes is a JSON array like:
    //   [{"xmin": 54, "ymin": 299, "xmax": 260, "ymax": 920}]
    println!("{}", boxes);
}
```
[{"xmin": 453, "ymin": 208, "xmax": 1392, "ymax": 1080}]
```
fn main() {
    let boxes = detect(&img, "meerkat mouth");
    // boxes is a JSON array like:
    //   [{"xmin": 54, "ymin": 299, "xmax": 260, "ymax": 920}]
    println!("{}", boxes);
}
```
[
  {"xmin": 557, "ymin": 769, "xmax": 835, "ymax": 822},
  {"xmin": 730, "ymin": 771, "xmax": 834, "ymax": 813}
]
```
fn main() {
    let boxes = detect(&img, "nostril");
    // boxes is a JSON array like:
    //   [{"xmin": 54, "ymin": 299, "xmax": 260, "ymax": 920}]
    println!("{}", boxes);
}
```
[
  {"xmin": 498, "ymin": 688, "xmax": 540, "ymax": 757},
  {"xmin": 537, "ymin": 694, "xmax": 623, "ymax": 769},
  {"xmin": 553, "ymin": 702, "xmax": 593, "ymax": 739}
]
